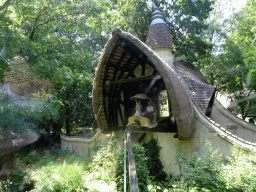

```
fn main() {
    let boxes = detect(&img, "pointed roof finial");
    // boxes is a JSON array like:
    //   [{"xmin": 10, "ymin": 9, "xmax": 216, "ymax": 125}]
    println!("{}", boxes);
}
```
[
  {"xmin": 146, "ymin": 1, "xmax": 173, "ymax": 50},
  {"xmin": 150, "ymin": 1, "xmax": 165, "ymax": 25}
]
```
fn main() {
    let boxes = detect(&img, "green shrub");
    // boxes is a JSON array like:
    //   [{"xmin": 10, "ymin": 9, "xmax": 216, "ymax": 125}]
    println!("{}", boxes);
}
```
[
  {"xmin": 222, "ymin": 147, "xmax": 256, "ymax": 191},
  {"xmin": 177, "ymin": 142, "xmax": 226, "ymax": 191},
  {"xmin": 87, "ymin": 135, "xmax": 118, "ymax": 182},
  {"xmin": 115, "ymin": 143, "xmax": 149, "ymax": 192},
  {"xmin": 30, "ymin": 148, "xmax": 89, "ymax": 192},
  {"xmin": 0, "ymin": 164, "xmax": 28, "ymax": 192},
  {"xmin": 1, "ymin": 145, "xmax": 89, "ymax": 192},
  {"xmin": 176, "ymin": 142, "xmax": 256, "ymax": 191},
  {"xmin": 143, "ymin": 137, "xmax": 166, "ymax": 180},
  {"xmin": 31, "ymin": 160, "xmax": 88, "ymax": 192}
]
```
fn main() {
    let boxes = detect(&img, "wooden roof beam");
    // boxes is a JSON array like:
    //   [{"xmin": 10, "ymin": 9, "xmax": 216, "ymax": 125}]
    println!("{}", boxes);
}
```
[{"xmin": 107, "ymin": 74, "xmax": 159, "ymax": 85}]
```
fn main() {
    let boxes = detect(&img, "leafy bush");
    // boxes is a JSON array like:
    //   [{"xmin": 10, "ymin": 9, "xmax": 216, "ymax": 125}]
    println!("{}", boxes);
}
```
[
  {"xmin": 0, "ymin": 161, "xmax": 28, "ymax": 192},
  {"xmin": 177, "ymin": 142, "xmax": 225, "ymax": 191},
  {"xmin": 221, "ymin": 147, "xmax": 256, "ymax": 191},
  {"xmin": 29, "ymin": 145, "xmax": 89, "ymax": 192},
  {"xmin": 87, "ymin": 135, "xmax": 118, "ymax": 182},
  {"xmin": 115, "ymin": 143, "xmax": 149, "ymax": 192},
  {"xmin": 143, "ymin": 137, "xmax": 166, "ymax": 180},
  {"xmin": 177, "ymin": 142, "xmax": 256, "ymax": 192},
  {"xmin": 0, "ymin": 144, "xmax": 89, "ymax": 192},
  {"xmin": 31, "ymin": 159, "xmax": 88, "ymax": 192}
]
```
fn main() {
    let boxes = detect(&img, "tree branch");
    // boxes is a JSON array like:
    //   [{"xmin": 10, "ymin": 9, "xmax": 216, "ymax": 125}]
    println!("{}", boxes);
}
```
[
  {"xmin": 29, "ymin": 7, "xmax": 47, "ymax": 40},
  {"xmin": 0, "ymin": 0, "xmax": 11, "ymax": 12},
  {"xmin": 36, "ymin": 11, "xmax": 84, "ymax": 29}
]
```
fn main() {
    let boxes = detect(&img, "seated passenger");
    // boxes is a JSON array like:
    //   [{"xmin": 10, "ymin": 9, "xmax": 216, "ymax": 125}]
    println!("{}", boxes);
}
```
[{"xmin": 144, "ymin": 102, "xmax": 155, "ymax": 122}]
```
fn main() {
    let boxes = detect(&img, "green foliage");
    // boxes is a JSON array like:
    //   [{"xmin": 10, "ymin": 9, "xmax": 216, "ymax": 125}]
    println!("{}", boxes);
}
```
[
  {"xmin": 0, "ymin": 0, "xmax": 113, "ymax": 134},
  {"xmin": 162, "ymin": 0, "xmax": 214, "ymax": 63},
  {"xmin": 30, "ymin": 147, "xmax": 88, "ymax": 192},
  {"xmin": 115, "ymin": 143, "xmax": 149, "ymax": 192},
  {"xmin": 113, "ymin": 0, "xmax": 214, "ymax": 63},
  {"xmin": 177, "ymin": 142, "xmax": 256, "ymax": 192},
  {"xmin": 31, "ymin": 159, "xmax": 88, "ymax": 192},
  {"xmin": 221, "ymin": 147, "xmax": 256, "ymax": 192},
  {"xmin": 193, "ymin": 0, "xmax": 229, "ymax": 86},
  {"xmin": 0, "ymin": 88, "xmax": 58, "ymax": 133},
  {"xmin": 0, "ymin": 144, "xmax": 89, "ymax": 192},
  {"xmin": 87, "ymin": 135, "xmax": 119, "ymax": 182},
  {"xmin": 51, "ymin": 72, "xmax": 94, "ymax": 135},
  {"xmin": 209, "ymin": 0, "xmax": 256, "ymax": 120},
  {"xmin": 0, "ymin": 161, "xmax": 28, "ymax": 192},
  {"xmin": 112, "ymin": 0, "xmax": 151, "ymax": 42},
  {"xmin": 0, "ymin": 0, "xmax": 21, "ymax": 81},
  {"xmin": 177, "ymin": 142, "xmax": 225, "ymax": 191},
  {"xmin": 143, "ymin": 137, "xmax": 166, "ymax": 180},
  {"xmin": 193, "ymin": 0, "xmax": 256, "ymax": 120}
]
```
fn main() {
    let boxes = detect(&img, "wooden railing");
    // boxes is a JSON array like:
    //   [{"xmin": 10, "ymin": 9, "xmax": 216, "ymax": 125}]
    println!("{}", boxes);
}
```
[{"xmin": 124, "ymin": 126, "xmax": 139, "ymax": 192}]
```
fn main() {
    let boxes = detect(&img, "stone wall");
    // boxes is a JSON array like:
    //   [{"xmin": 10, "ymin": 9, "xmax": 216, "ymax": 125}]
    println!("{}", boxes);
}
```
[
  {"xmin": 61, "ymin": 101, "xmax": 256, "ymax": 176},
  {"xmin": 60, "ymin": 130, "xmax": 124, "ymax": 160}
]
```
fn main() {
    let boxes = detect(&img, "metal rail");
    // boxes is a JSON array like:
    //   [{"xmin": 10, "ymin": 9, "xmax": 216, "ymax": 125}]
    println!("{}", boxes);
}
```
[
  {"xmin": 124, "ymin": 130, "xmax": 127, "ymax": 192},
  {"xmin": 124, "ymin": 125, "xmax": 139, "ymax": 192}
]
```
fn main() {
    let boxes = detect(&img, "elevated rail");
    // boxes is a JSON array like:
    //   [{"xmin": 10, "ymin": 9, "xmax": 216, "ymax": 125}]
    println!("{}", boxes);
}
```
[{"xmin": 124, "ymin": 125, "xmax": 139, "ymax": 192}]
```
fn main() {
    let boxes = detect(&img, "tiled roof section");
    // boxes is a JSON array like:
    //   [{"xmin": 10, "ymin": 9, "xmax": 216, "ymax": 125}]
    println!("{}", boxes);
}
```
[
  {"xmin": 146, "ymin": 3, "xmax": 172, "ymax": 49},
  {"xmin": 178, "ymin": 73, "xmax": 216, "ymax": 115},
  {"xmin": 146, "ymin": 24, "xmax": 173, "ymax": 49},
  {"xmin": 3, "ymin": 57, "xmax": 54, "ymax": 97},
  {"xmin": 173, "ymin": 60, "xmax": 209, "ymax": 84},
  {"xmin": 3, "ymin": 58, "xmax": 35, "ymax": 83}
]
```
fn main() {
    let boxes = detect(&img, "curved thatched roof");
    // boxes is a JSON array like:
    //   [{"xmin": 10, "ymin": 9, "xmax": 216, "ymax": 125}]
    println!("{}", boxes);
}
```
[{"xmin": 92, "ymin": 28, "xmax": 215, "ymax": 140}]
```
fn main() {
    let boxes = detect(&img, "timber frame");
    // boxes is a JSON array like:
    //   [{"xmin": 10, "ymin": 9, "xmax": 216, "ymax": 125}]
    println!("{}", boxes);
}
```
[{"xmin": 93, "ymin": 28, "xmax": 216, "ymax": 140}]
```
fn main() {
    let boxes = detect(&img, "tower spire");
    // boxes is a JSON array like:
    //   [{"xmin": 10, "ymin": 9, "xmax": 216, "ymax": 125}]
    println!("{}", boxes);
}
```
[
  {"xmin": 146, "ymin": 2, "xmax": 172, "ymax": 50},
  {"xmin": 146, "ymin": 1, "xmax": 173, "ymax": 67},
  {"xmin": 151, "ymin": 1, "xmax": 165, "ymax": 25}
]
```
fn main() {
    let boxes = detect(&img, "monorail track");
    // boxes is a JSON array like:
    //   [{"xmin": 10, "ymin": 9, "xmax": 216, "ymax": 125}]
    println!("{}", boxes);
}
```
[{"xmin": 124, "ymin": 124, "xmax": 140, "ymax": 192}]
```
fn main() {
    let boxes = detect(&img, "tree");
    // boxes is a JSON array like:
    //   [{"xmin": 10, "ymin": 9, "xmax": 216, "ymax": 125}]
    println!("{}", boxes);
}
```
[
  {"xmin": 112, "ymin": 0, "xmax": 215, "ymax": 63},
  {"xmin": 110, "ymin": 0, "xmax": 152, "ymax": 42},
  {"xmin": 1, "ymin": 0, "xmax": 216, "ymax": 134},
  {"xmin": 194, "ymin": 0, "xmax": 232, "ymax": 85},
  {"xmin": 160, "ymin": 0, "xmax": 215, "ymax": 63},
  {"xmin": 6, "ymin": 0, "xmax": 114, "ymax": 134},
  {"xmin": 0, "ymin": 0, "xmax": 21, "ymax": 81},
  {"xmin": 51, "ymin": 72, "xmax": 93, "ymax": 135},
  {"xmin": 211, "ymin": 0, "xmax": 256, "ymax": 120},
  {"xmin": 231, "ymin": 0, "xmax": 256, "ymax": 120},
  {"xmin": 217, "ymin": 39, "xmax": 250, "ymax": 119}
]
